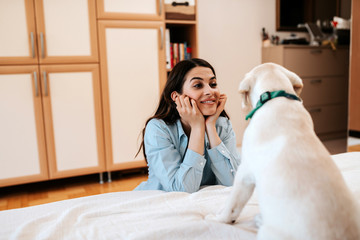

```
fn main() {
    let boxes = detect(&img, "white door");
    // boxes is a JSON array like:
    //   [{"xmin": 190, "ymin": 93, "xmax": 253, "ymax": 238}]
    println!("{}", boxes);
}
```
[
  {"xmin": 98, "ymin": 21, "xmax": 166, "ymax": 170},
  {"xmin": 34, "ymin": 0, "xmax": 98, "ymax": 64},
  {"xmin": 41, "ymin": 64, "xmax": 105, "ymax": 179},
  {"xmin": 0, "ymin": 0, "xmax": 38, "ymax": 65},
  {"xmin": 97, "ymin": 0, "xmax": 164, "ymax": 21},
  {"xmin": 0, "ymin": 66, "xmax": 48, "ymax": 187}
]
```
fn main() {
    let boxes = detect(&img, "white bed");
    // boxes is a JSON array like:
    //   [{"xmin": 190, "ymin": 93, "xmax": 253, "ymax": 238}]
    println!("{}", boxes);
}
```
[{"xmin": 1, "ymin": 152, "xmax": 359, "ymax": 240}]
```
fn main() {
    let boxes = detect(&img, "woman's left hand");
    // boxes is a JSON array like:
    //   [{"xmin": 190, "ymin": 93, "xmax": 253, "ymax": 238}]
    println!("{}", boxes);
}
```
[{"xmin": 205, "ymin": 94, "xmax": 227, "ymax": 127}]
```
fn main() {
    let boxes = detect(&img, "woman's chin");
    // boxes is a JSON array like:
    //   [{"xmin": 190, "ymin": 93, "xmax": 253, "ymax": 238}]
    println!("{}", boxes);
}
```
[{"xmin": 201, "ymin": 109, "xmax": 217, "ymax": 116}]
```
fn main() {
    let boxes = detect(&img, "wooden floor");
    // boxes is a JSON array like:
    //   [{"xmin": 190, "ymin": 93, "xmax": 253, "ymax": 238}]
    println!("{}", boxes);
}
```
[
  {"xmin": 0, "ymin": 170, "xmax": 148, "ymax": 211},
  {"xmin": 348, "ymin": 144, "xmax": 360, "ymax": 152},
  {"xmin": 1, "ymin": 145, "xmax": 359, "ymax": 212}
]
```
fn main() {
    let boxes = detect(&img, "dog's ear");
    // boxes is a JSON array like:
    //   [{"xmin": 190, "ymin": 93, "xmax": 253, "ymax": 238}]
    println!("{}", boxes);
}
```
[
  {"xmin": 238, "ymin": 74, "xmax": 252, "ymax": 108},
  {"xmin": 282, "ymin": 68, "xmax": 303, "ymax": 96}
]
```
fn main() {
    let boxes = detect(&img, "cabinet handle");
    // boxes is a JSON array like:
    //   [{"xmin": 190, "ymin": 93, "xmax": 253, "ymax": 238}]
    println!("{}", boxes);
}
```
[
  {"xmin": 310, "ymin": 79, "xmax": 322, "ymax": 84},
  {"xmin": 172, "ymin": 1, "xmax": 189, "ymax": 6},
  {"xmin": 159, "ymin": 0, "xmax": 163, "ymax": 16},
  {"xmin": 43, "ymin": 71, "xmax": 48, "ymax": 96},
  {"xmin": 40, "ymin": 32, "xmax": 45, "ymax": 58},
  {"xmin": 308, "ymin": 108, "xmax": 322, "ymax": 113},
  {"xmin": 34, "ymin": 71, "xmax": 39, "ymax": 96},
  {"xmin": 160, "ymin": 27, "xmax": 164, "ymax": 50},
  {"xmin": 30, "ymin": 32, "xmax": 35, "ymax": 58}
]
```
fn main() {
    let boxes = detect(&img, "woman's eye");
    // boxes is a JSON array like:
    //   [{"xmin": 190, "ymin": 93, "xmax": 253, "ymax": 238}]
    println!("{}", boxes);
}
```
[
  {"xmin": 193, "ymin": 83, "xmax": 203, "ymax": 88},
  {"xmin": 210, "ymin": 82, "xmax": 218, "ymax": 88}
]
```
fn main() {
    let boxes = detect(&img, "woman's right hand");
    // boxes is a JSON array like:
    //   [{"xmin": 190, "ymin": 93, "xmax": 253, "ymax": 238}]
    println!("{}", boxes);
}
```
[{"xmin": 175, "ymin": 95, "xmax": 204, "ymax": 129}]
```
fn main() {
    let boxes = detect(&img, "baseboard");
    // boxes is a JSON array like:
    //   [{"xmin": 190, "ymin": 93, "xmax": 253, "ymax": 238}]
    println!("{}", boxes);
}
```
[{"xmin": 349, "ymin": 130, "xmax": 360, "ymax": 138}]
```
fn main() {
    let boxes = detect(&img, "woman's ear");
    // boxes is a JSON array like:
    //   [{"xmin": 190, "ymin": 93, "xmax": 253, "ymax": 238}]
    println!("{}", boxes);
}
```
[{"xmin": 171, "ymin": 91, "xmax": 179, "ymax": 102}]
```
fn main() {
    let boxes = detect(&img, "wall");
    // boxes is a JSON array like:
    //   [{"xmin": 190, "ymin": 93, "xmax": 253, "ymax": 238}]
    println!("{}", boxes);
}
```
[
  {"xmin": 197, "ymin": 0, "xmax": 298, "ymax": 145},
  {"xmin": 197, "ymin": 0, "xmax": 351, "ymax": 145}
]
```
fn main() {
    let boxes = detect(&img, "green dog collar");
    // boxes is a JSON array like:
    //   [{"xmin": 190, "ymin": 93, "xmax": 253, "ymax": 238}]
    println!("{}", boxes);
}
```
[{"xmin": 245, "ymin": 90, "xmax": 301, "ymax": 120}]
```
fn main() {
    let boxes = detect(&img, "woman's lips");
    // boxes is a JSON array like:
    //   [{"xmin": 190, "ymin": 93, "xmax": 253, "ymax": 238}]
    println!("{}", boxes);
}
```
[{"xmin": 200, "ymin": 99, "xmax": 216, "ymax": 104}]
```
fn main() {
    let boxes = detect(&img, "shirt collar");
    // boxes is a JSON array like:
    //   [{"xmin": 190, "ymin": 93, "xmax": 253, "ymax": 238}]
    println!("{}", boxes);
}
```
[
  {"xmin": 176, "ymin": 119, "xmax": 186, "ymax": 141},
  {"xmin": 176, "ymin": 119, "xmax": 210, "ymax": 148}
]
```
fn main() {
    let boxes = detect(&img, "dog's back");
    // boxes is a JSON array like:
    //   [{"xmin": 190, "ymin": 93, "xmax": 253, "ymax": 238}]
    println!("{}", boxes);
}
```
[
  {"xmin": 240, "ymin": 63, "xmax": 360, "ymax": 239},
  {"xmin": 243, "ymin": 99, "xmax": 359, "ymax": 239}
]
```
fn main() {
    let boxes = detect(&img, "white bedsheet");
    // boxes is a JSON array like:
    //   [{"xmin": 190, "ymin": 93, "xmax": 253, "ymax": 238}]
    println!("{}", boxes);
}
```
[{"xmin": 1, "ymin": 152, "xmax": 359, "ymax": 240}]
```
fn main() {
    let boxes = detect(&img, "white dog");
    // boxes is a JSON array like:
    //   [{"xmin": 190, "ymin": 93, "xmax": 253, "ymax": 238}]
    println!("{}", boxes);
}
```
[{"xmin": 211, "ymin": 63, "xmax": 360, "ymax": 240}]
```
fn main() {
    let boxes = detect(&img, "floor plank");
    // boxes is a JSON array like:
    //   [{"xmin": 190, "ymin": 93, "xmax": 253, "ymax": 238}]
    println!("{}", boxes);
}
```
[
  {"xmin": 0, "ymin": 170, "xmax": 148, "ymax": 211},
  {"xmin": 348, "ymin": 144, "xmax": 360, "ymax": 152}
]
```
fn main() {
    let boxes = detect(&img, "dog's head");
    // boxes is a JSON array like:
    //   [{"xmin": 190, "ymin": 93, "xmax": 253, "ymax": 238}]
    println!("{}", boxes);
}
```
[{"xmin": 239, "ymin": 63, "xmax": 303, "ymax": 108}]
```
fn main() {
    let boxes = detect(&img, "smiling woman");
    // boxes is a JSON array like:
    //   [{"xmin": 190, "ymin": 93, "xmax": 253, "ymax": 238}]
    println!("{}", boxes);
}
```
[{"xmin": 134, "ymin": 58, "xmax": 241, "ymax": 193}]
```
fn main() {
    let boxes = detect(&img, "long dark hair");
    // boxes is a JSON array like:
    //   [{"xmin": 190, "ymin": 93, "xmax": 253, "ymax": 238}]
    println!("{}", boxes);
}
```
[{"xmin": 136, "ymin": 58, "xmax": 229, "ymax": 159}]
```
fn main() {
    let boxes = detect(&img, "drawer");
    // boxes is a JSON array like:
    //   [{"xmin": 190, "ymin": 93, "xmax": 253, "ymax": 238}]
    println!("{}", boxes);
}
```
[
  {"xmin": 307, "ymin": 104, "xmax": 347, "ymax": 134},
  {"xmin": 283, "ymin": 48, "xmax": 349, "ymax": 77},
  {"xmin": 301, "ymin": 77, "xmax": 348, "ymax": 107},
  {"xmin": 165, "ymin": 0, "xmax": 195, "ymax": 20}
]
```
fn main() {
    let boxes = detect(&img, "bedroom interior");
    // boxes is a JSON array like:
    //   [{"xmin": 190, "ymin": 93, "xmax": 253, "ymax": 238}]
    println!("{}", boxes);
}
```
[{"xmin": 0, "ymin": 1, "xmax": 360, "ymax": 237}]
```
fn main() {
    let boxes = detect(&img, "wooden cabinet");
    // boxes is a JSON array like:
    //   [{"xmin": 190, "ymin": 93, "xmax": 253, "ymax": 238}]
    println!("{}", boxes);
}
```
[
  {"xmin": 0, "ymin": 66, "xmax": 48, "ymax": 187},
  {"xmin": 97, "ymin": 0, "xmax": 164, "ymax": 21},
  {"xmin": 0, "ymin": 65, "xmax": 105, "ymax": 187},
  {"xmin": 349, "ymin": 0, "xmax": 360, "ymax": 134},
  {"xmin": 98, "ymin": 21, "xmax": 166, "ymax": 171},
  {"xmin": 0, "ymin": 0, "xmax": 38, "ymax": 65},
  {"xmin": 1, "ymin": 0, "xmax": 198, "ymax": 186},
  {"xmin": 0, "ymin": 0, "xmax": 103, "ymax": 187},
  {"xmin": 0, "ymin": 0, "xmax": 98, "ymax": 65},
  {"xmin": 97, "ymin": 1, "xmax": 198, "ymax": 173},
  {"xmin": 165, "ymin": 0, "xmax": 198, "ymax": 70},
  {"xmin": 41, "ymin": 64, "xmax": 105, "ymax": 179},
  {"xmin": 262, "ymin": 45, "xmax": 349, "ymax": 140}
]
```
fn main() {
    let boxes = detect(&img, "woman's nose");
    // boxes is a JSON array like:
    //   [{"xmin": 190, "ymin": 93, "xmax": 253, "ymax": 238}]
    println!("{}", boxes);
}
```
[{"xmin": 204, "ymin": 84, "xmax": 213, "ymax": 95}]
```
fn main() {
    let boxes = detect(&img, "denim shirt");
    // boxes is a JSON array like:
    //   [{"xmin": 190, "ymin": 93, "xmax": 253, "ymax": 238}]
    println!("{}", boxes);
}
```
[{"xmin": 134, "ymin": 116, "xmax": 241, "ymax": 193}]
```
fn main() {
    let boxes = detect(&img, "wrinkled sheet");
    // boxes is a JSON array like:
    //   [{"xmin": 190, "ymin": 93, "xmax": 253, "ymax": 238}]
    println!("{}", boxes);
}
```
[{"xmin": 0, "ymin": 152, "xmax": 359, "ymax": 240}]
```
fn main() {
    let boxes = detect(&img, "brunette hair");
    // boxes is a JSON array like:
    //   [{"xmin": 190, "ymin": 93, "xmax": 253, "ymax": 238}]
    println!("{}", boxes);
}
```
[{"xmin": 136, "ymin": 58, "xmax": 229, "ymax": 159}]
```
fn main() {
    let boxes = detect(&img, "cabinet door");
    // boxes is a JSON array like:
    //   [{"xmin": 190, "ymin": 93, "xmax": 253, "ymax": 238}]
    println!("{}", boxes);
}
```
[
  {"xmin": 34, "ymin": 0, "xmax": 98, "ymax": 64},
  {"xmin": 98, "ymin": 21, "xmax": 166, "ymax": 170},
  {"xmin": 0, "ymin": 0, "xmax": 38, "ymax": 65},
  {"xmin": 0, "ymin": 66, "xmax": 48, "ymax": 187},
  {"xmin": 40, "ymin": 64, "xmax": 105, "ymax": 179},
  {"xmin": 97, "ymin": 0, "xmax": 164, "ymax": 21}
]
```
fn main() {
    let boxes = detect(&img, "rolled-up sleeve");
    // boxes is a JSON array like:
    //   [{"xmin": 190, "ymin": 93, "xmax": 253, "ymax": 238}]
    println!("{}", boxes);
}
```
[
  {"xmin": 207, "ymin": 118, "xmax": 241, "ymax": 186},
  {"xmin": 145, "ymin": 120, "xmax": 206, "ymax": 193}
]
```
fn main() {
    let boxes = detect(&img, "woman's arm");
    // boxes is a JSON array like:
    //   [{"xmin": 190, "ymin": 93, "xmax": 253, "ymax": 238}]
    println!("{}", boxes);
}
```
[
  {"xmin": 204, "ymin": 94, "xmax": 241, "ymax": 185},
  {"xmin": 144, "ymin": 119, "xmax": 206, "ymax": 193},
  {"xmin": 175, "ymin": 95, "xmax": 205, "ymax": 155},
  {"xmin": 207, "ymin": 118, "xmax": 241, "ymax": 186},
  {"xmin": 205, "ymin": 94, "xmax": 226, "ymax": 148}
]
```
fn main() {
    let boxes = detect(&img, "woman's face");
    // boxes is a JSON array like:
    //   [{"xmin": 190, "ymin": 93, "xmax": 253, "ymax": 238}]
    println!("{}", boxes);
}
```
[{"xmin": 181, "ymin": 66, "xmax": 220, "ymax": 116}]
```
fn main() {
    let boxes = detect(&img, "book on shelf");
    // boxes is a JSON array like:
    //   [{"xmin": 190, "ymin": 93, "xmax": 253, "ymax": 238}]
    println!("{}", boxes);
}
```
[
  {"xmin": 166, "ymin": 41, "xmax": 192, "ymax": 69},
  {"xmin": 165, "ymin": 28, "xmax": 193, "ymax": 70},
  {"xmin": 165, "ymin": 28, "xmax": 171, "ymax": 69}
]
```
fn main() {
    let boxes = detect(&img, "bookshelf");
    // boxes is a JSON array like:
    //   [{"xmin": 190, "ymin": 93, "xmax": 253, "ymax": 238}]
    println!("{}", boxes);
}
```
[{"xmin": 165, "ymin": 2, "xmax": 198, "ymax": 71}]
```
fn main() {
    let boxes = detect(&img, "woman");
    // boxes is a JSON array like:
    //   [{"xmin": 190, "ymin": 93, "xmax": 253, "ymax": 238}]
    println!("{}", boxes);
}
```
[{"xmin": 134, "ymin": 58, "xmax": 240, "ymax": 193}]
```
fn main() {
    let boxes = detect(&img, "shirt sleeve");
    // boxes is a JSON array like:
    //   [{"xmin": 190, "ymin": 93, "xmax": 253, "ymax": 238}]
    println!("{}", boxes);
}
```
[
  {"xmin": 144, "ymin": 119, "xmax": 206, "ymax": 193},
  {"xmin": 207, "ymin": 118, "xmax": 241, "ymax": 186}
]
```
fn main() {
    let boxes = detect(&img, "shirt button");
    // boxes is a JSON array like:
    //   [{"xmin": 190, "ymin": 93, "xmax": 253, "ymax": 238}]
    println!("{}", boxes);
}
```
[
  {"xmin": 230, "ymin": 169, "xmax": 234, "ymax": 173},
  {"xmin": 200, "ymin": 161, "xmax": 204, "ymax": 166},
  {"xmin": 221, "ymin": 150, "xmax": 225, "ymax": 154}
]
